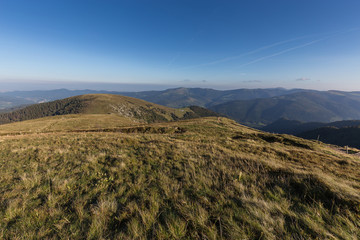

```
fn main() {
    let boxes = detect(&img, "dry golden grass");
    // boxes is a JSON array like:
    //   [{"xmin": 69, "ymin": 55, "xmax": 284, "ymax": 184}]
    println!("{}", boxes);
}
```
[
  {"xmin": 0, "ymin": 116, "xmax": 359, "ymax": 239},
  {"xmin": 0, "ymin": 114, "xmax": 139, "ymax": 134},
  {"xmin": 77, "ymin": 94, "xmax": 193, "ymax": 120}
]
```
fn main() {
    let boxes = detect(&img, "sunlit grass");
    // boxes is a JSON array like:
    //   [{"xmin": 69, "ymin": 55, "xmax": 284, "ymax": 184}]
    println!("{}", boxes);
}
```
[{"xmin": 0, "ymin": 117, "xmax": 359, "ymax": 239}]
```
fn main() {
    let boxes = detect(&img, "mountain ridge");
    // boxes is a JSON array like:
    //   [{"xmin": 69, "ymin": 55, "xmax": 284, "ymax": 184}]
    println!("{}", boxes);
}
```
[
  {"xmin": 3, "ymin": 88, "xmax": 360, "ymax": 127},
  {"xmin": 298, "ymin": 126, "xmax": 360, "ymax": 148},
  {"xmin": 210, "ymin": 91, "xmax": 360, "ymax": 127},
  {"xmin": 262, "ymin": 118, "xmax": 360, "ymax": 148},
  {"xmin": 0, "ymin": 87, "xmax": 309, "ymax": 109}
]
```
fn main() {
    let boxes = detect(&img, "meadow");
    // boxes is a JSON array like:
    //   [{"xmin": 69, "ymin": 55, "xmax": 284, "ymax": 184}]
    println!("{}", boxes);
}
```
[{"xmin": 0, "ymin": 116, "xmax": 359, "ymax": 239}]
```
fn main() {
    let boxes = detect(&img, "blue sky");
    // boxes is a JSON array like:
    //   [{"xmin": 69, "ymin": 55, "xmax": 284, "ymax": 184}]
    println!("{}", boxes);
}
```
[{"xmin": 0, "ymin": 0, "xmax": 360, "ymax": 91}]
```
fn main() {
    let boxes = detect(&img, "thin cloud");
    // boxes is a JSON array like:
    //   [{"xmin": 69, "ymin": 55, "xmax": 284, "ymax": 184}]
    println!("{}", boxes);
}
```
[
  {"xmin": 167, "ymin": 29, "xmax": 205, "ymax": 67},
  {"xmin": 242, "ymin": 80, "xmax": 262, "ymax": 83},
  {"xmin": 181, "ymin": 28, "xmax": 359, "ymax": 70},
  {"xmin": 183, "ymin": 36, "xmax": 311, "ymax": 69},
  {"xmin": 237, "ymin": 28, "xmax": 360, "ymax": 68},
  {"xmin": 205, "ymin": 37, "xmax": 308, "ymax": 65},
  {"xmin": 238, "ymin": 38, "xmax": 325, "ymax": 68},
  {"xmin": 179, "ymin": 79, "xmax": 208, "ymax": 83},
  {"xmin": 167, "ymin": 52, "xmax": 181, "ymax": 66},
  {"xmin": 179, "ymin": 79, "xmax": 191, "ymax": 82},
  {"xmin": 296, "ymin": 77, "xmax": 311, "ymax": 81}
]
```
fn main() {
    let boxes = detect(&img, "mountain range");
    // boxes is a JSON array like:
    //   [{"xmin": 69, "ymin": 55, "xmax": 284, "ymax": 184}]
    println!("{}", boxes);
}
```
[
  {"xmin": 3, "ymin": 87, "xmax": 360, "ymax": 128},
  {"xmin": 0, "ymin": 87, "xmax": 302, "ymax": 108},
  {"xmin": 210, "ymin": 91, "xmax": 360, "ymax": 127}
]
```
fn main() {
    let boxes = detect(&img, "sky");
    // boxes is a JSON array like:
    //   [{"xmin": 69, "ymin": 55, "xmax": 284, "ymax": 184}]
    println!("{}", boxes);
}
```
[{"xmin": 0, "ymin": 0, "xmax": 360, "ymax": 91}]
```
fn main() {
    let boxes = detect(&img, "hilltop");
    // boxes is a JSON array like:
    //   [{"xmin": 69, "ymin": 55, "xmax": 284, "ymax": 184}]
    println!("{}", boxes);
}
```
[
  {"xmin": 0, "ymin": 94, "xmax": 219, "ymax": 125},
  {"xmin": 0, "ymin": 105, "xmax": 359, "ymax": 239}
]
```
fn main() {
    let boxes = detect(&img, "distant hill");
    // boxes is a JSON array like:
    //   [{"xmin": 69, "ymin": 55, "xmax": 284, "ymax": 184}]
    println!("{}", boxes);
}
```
[
  {"xmin": 0, "ymin": 87, "xmax": 305, "ymax": 109},
  {"xmin": 0, "ymin": 95, "xmax": 34, "ymax": 109},
  {"xmin": 4, "ymin": 88, "xmax": 360, "ymax": 127},
  {"xmin": 262, "ymin": 118, "xmax": 360, "ymax": 148},
  {"xmin": 210, "ymin": 91, "xmax": 360, "ymax": 127},
  {"xmin": 0, "ymin": 94, "xmax": 219, "ymax": 125},
  {"xmin": 0, "ymin": 88, "xmax": 108, "ymax": 103},
  {"xmin": 263, "ymin": 118, "xmax": 360, "ymax": 135},
  {"xmin": 298, "ymin": 126, "xmax": 360, "ymax": 148},
  {"xmin": 120, "ymin": 87, "xmax": 304, "ymax": 108},
  {"xmin": 262, "ymin": 118, "xmax": 327, "ymax": 135}
]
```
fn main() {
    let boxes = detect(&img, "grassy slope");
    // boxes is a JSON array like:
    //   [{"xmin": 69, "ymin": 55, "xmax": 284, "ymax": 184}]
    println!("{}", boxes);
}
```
[
  {"xmin": 0, "ymin": 114, "xmax": 139, "ymax": 134},
  {"xmin": 0, "ymin": 116, "xmax": 359, "ymax": 239}
]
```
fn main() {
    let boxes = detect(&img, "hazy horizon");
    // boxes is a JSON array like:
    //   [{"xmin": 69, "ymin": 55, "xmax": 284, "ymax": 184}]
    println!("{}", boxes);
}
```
[{"xmin": 0, "ymin": 80, "xmax": 358, "ymax": 93}]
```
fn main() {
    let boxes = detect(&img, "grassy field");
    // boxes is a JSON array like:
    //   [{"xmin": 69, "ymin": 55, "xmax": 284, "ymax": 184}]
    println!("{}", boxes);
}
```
[
  {"xmin": 0, "ymin": 116, "xmax": 359, "ymax": 239},
  {"xmin": 0, "ymin": 114, "xmax": 140, "ymax": 134}
]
